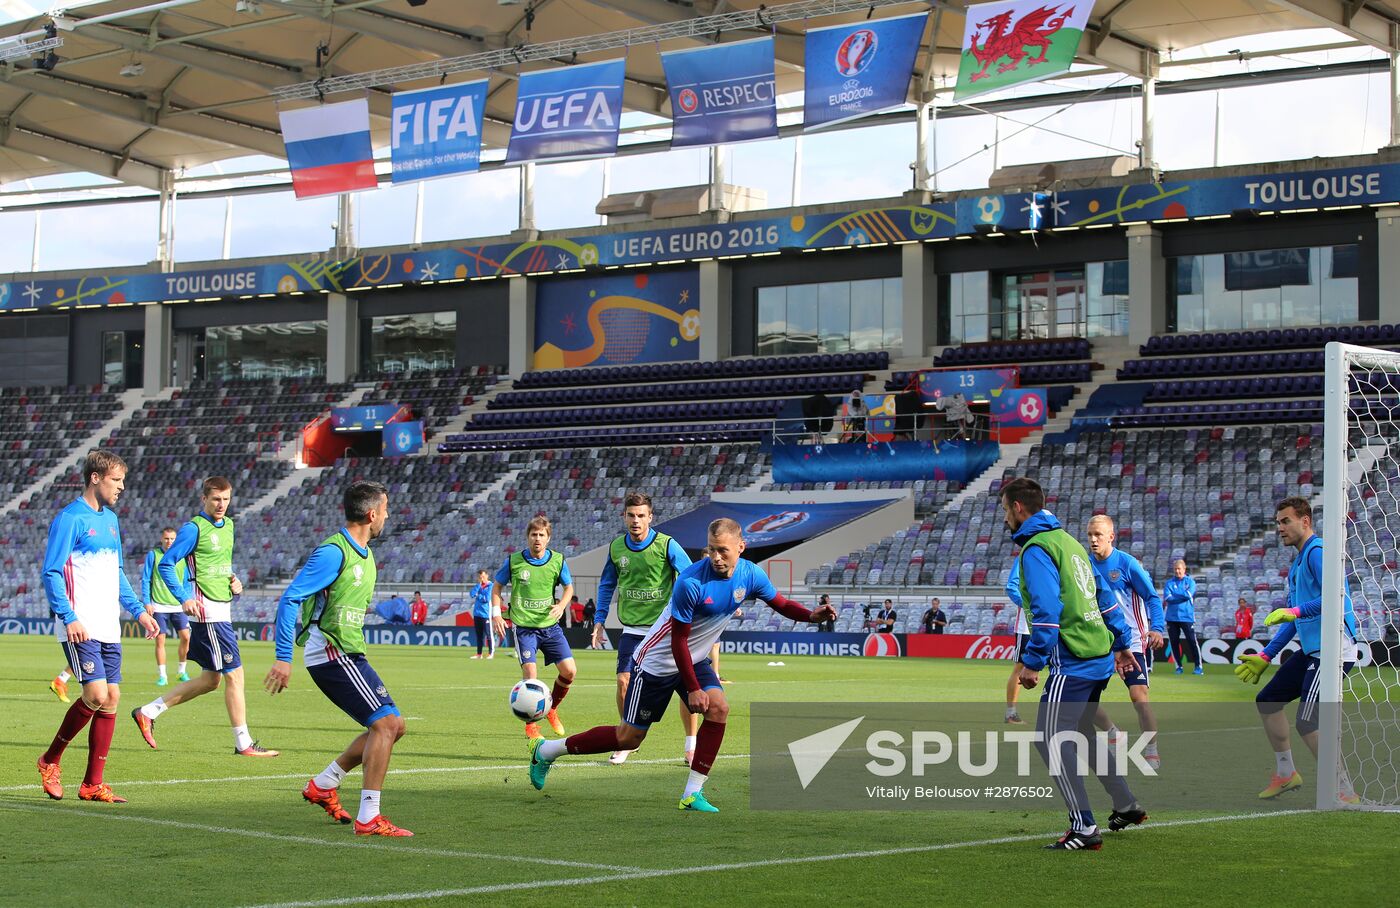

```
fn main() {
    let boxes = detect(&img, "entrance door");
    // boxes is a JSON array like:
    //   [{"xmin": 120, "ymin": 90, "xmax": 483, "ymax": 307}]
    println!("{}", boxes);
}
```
[{"xmin": 1002, "ymin": 270, "xmax": 1086, "ymax": 339}]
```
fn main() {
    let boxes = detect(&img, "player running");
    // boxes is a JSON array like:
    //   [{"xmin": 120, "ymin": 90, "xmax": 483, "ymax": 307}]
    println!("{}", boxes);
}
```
[
  {"xmin": 1235, "ymin": 496, "xmax": 1359, "ymax": 803},
  {"xmin": 494, "ymin": 515, "xmax": 575, "ymax": 739},
  {"xmin": 527, "ymin": 517, "xmax": 835, "ymax": 812},
  {"xmin": 469, "ymin": 569, "xmax": 498, "ymax": 659},
  {"xmin": 37, "ymin": 450, "xmax": 159, "ymax": 803},
  {"xmin": 131, "ymin": 477, "xmax": 278, "ymax": 757},
  {"xmin": 265, "ymin": 480, "xmax": 413, "ymax": 837},
  {"xmin": 592, "ymin": 491, "xmax": 696, "ymax": 765},
  {"xmin": 1003, "ymin": 478, "xmax": 1148, "ymax": 850},
  {"xmin": 142, "ymin": 525, "xmax": 191, "ymax": 686},
  {"xmin": 1085, "ymin": 515, "xmax": 1165, "ymax": 768}
]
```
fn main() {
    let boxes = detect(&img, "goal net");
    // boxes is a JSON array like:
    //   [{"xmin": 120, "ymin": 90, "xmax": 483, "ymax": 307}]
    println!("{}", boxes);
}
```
[{"xmin": 1319, "ymin": 341, "xmax": 1400, "ymax": 811}]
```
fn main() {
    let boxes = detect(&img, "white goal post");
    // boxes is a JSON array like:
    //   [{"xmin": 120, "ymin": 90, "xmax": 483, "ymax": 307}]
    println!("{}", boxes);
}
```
[{"xmin": 1319, "ymin": 341, "xmax": 1400, "ymax": 811}]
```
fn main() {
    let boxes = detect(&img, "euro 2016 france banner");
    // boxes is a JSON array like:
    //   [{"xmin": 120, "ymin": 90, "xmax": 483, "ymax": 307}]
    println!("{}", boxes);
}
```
[
  {"xmin": 278, "ymin": 98, "xmax": 378, "ymax": 199},
  {"xmin": 955, "ymin": 0, "xmax": 1092, "ymax": 100},
  {"xmin": 661, "ymin": 37, "xmax": 777, "ymax": 147},
  {"xmin": 803, "ymin": 11, "xmax": 928, "ymax": 131},
  {"xmin": 506, "ymin": 59, "xmax": 626, "ymax": 164},
  {"xmin": 390, "ymin": 80, "xmax": 488, "ymax": 183}
]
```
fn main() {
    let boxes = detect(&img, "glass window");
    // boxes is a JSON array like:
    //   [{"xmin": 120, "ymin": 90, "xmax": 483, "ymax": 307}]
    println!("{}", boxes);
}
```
[
  {"xmin": 882, "ymin": 277, "xmax": 902, "ymax": 350},
  {"xmin": 204, "ymin": 320, "xmax": 327, "ymax": 381},
  {"xmin": 366, "ymin": 311, "xmax": 456, "ymax": 375},
  {"xmin": 102, "ymin": 331, "xmax": 125, "ymax": 387},
  {"xmin": 754, "ymin": 277, "xmax": 903, "ymax": 354},
  {"xmin": 818, "ymin": 282, "xmax": 852, "ymax": 352},
  {"xmin": 757, "ymin": 287, "xmax": 786, "ymax": 355},
  {"xmin": 1085, "ymin": 261, "xmax": 1129, "ymax": 337},
  {"xmin": 1169, "ymin": 245, "xmax": 1357, "ymax": 333},
  {"xmin": 947, "ymin": 272, "xmax": 990, "ymax": 344}
]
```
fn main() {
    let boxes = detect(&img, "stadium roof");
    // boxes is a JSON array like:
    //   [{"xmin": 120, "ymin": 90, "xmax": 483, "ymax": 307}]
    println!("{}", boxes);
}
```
[{"xmin": 0, "ymin": 0, "xmax": 1397, "ymax": 191}]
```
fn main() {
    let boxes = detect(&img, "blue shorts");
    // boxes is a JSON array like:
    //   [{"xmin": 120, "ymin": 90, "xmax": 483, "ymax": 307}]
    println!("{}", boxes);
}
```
[
  {"xmin": 154, "ymin": 611, "xmax": 190, "ymax": 635},
  {"xmin": 187, "ymin": 621, "xmax": 241, "ymax": 674},
  {"xmin": 62, "ymin": 639, "xmax": 122, "ymax": 685},
  {"xmin": 617, "ymin": 632, "xmax": 647, "ymax": 674},
  {"xmin": 1117, "ymin": 650, "xmax": 1150, "ymax": 688},
  {"xmin": 622, "ymin": 658, "xmax": 721, "ymax": 730},
  {"xmin": 515, "ymin": 624, "xmax": 572, "ymax": 667},
  {"xmin": 307, "ymin": 654, "xmax": 401, "ymax": 727},
  {"xmin": 1257, "ymin": 652, "xmax": 1355, "ymax": 735}
]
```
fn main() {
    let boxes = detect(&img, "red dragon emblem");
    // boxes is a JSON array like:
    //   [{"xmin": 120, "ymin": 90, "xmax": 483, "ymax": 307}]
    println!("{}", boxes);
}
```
[{"xmin": 967, "ymin": 4, "xmax": 1075, "ymax": 82}]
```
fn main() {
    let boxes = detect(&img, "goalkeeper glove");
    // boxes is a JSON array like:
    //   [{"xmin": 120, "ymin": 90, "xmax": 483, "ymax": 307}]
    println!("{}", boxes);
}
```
[
  {"xmin": 1265, "ymin": 607, "xmax": 1301, "ymax": 626},
  {"xmin": 1234, "ymin": 653, "xmax": 1272, "ymax": 685}
]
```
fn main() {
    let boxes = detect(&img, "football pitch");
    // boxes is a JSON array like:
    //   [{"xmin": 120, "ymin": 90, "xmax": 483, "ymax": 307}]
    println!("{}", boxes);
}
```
[{"xmin": 2, "ymin": 635, "xmax": 1394, "ymax": 908}]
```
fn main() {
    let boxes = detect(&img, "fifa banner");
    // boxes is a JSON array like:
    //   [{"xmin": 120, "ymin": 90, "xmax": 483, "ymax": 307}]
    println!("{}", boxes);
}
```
[
  {"xmin": 954, "ymin": 0, "xmax": 1092, "ymax": 101},
  {"xmin": 390, "ymin": 79, "xmax": 488, "ymax": 183},
  {"xmin": 917, "ymin": 367, "xmax": 1018, "ymax": 404},
  {"xmin": 989, "ymin": 387, "xmax": 1047, "ymax": 426},
  {"xmin": 803, "ymin": 11, "xmax": 929, "ymax": 131},
  {"xmin": 661, "ymin": 37, "xmax": 777, "ymax": 147},
  {"xmin": 506, "ymin": 58, "xmax": 625, "ymax": 164},
  {"xmin": 278, "ymin": 97, "xmax": 377, "ymax": 199},
  {"xmin": 656, "ymin": 498, "xmax": 898, "ymax": 551}
]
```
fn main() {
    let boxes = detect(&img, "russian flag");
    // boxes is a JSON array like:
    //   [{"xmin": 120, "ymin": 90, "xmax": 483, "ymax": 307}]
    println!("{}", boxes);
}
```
[{"xmin": 278, "ymin": 98, "xmax": 378, "ymax": 199}]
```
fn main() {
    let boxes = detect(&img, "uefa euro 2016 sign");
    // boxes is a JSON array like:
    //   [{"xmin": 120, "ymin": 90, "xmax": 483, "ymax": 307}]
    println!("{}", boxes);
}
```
[{"xmin": 803, "ymin": 12, "xmax": 929, "ymax": 131}]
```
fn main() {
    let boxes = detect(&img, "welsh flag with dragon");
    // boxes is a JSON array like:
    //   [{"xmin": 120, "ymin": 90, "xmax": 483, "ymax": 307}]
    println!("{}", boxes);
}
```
[{"xmin": 954, "ymin": 1, "xmax": 1092, "ymax": 100}]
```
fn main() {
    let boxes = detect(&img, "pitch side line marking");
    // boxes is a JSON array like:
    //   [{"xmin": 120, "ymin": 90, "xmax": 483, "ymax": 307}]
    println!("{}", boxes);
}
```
[
  {"xmin": 0, "ymin": 801, "xmax": 639, "ymax": 873},
  {"xmin": 236, "ymin": 809, "xmax": 1317, "ymax": 908},
  {"xmin": 0, "ymin": 753, "xmax": 751, "ymax": 793}
]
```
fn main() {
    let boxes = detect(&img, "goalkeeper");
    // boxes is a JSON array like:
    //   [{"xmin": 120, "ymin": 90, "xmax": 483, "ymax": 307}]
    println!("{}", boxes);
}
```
[{"xmin": 1234, "ymin": 497, "xmax": 1358, "ymax": 802}]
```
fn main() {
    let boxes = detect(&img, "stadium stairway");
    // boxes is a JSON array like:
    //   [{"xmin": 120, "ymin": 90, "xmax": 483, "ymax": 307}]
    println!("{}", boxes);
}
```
[{"xmin": 0, "ymin": 386, "xmax": 170, "ymax": 520}]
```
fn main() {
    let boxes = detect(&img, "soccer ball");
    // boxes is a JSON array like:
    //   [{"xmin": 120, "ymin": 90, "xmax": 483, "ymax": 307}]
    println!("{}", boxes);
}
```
[
  {"xmin": 509, "ymin": 679, "xmax": 551, "ymax": 722},
  {"xmin": 975, "ymin": 195, "xmax": 1003, "ymax": 224}
]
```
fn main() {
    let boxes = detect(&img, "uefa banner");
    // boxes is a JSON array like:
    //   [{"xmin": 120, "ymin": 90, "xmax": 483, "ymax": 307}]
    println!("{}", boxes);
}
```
[
  {"xmin": 506, "ymin": 58, "xmax": 626, "ymax": 163},
  {"xmin": 390, "ymin": 79, "xmax": 488, "ymax": 183},
  {"xmin": 660, "ymin": 37, "xmax": 777, "ymax": 147},
  {"xmin": 803, "ymin": 11, "xmax": 928, "ymax": 131}
]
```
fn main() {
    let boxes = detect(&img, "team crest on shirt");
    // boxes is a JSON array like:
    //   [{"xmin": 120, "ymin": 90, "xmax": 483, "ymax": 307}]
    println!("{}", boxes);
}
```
[
  {"xmin": 352, "ymin": 564, "xmax": 364, "ymax": 587},
  {"xmin": 211, "ymin": 534, "xmax": 221, "ymax": 550},
  {"xmin": 618, "ymin": 555, "xmax": 630, "ymax": 570},
  {"xmin": 733, "ymin": 587, "xmax": 746, "ymax": 603},
  {"xmin": 1070, "ymin": 555, "xmax": 1096, "ymax": 600},
  {"xmin": 82, "ymin": 660, "xmax": 95, "ymax": 673},
  {"xmin": 1108, "ymin": 569, "xmax": 1121, "ymax": 583},
  {"xmin": 520, "ymin": 569, "xmax": 531, "ymax": 582}
]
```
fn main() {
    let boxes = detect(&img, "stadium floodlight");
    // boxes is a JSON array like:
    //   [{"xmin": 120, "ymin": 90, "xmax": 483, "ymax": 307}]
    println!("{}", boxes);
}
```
[
  {"xmin": 0, "ymin": 35, "xmax": 63, "ymax": 64},
  {"xmin": 1319, "ymin": 341, "xmax": 1400, "ymax": 812}
]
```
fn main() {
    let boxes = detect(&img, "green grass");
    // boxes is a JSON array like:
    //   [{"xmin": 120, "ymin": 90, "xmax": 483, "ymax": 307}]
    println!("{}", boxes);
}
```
[{"xmin": 2, "ymin": 636, "xmax": 1393, "ymax": 908}]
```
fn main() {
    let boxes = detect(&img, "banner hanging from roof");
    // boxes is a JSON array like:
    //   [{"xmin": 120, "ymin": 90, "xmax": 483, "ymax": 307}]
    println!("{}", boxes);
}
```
[
  {"xmin": 803, "ymin": 11, "xmax": 928, "ymax": 131},
  {"xmin": 506, "ymin": 58, "xmax": 626, "ymax": 164},
  {"xmin": 661, "ymin": 37, "xmax": 778, "ymax": 148},
  {"xmin": 954, "ymin": 1, "xmax": 1092, "ymax": 101},
  {"xmin": 278, "ymin": 98, "xmax": 378, "ymax": 199},
  {"xmin": 656, "ymin": 498, "xmax": 898, "ymax": 551},
  {"xmin": 390, "ymin": 80, "xmax": 488, "ymax": 184}
]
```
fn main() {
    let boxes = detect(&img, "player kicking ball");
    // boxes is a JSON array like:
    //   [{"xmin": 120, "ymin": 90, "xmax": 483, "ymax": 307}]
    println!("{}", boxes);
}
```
[
  {"xmin": 131, "ymin": 477, "xmax": 277, "ymax": 757},
  {"xmin": 37, "ymin": 450, "xmax": 160, "ymax": 804},
  {"xmin": 527, "ymin": 517, "xmax": 835, "ymax": 812},
  {"xmin": 265, "ymin": 481, "xmax": 412, "ymax": 836},
  {"xmin": 1236, "ymin": 496, "xmax": 1359, "ymax": 804},
  {"xmin": 593, "ymin": 491, "xmax": 696, "ymax": 764},
  {"xmin": 494, "ymin": 515, "xmax": 575, "ymax": 739}
]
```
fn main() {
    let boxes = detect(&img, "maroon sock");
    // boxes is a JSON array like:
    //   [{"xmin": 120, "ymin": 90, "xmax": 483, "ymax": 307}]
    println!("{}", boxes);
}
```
[
  {"xmin": 692, "ymin": 720, "xmax": 726, "ymax": 775},
  {"xmin": 84, "ymin": 710, "xmax": 116, "ymax": 786},
  {"xmin": 43, "ymin": 699, "xmax": 96, "ymax": 765},
  {"xmin": 551, "ymin": 679, "xmax": 571, "ymax": 708},
  {"xmin": 565, "ymin": 725, "xmax": 620, "ymax": 755}
]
